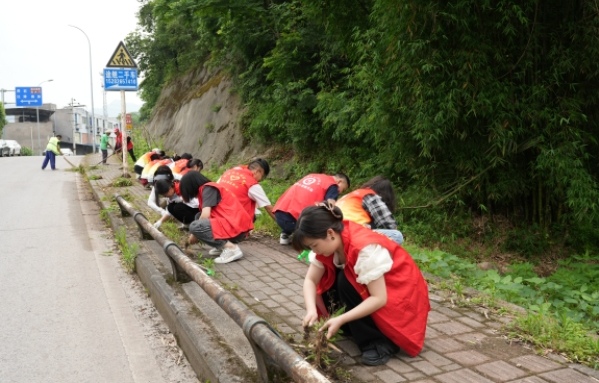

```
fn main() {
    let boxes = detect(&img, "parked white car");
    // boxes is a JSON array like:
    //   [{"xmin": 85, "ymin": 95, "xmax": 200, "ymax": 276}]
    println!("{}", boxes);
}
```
[
  {"xmin": 60, "ymin": 148, "xmax": 74, "ymax": 156},
  {"xmin": 4, "ymin": 140, "xmax": 21, "ymax": 156},
  {"xmin": 0, "ymin": 140, "xmax": 10, "ymax": 157}
]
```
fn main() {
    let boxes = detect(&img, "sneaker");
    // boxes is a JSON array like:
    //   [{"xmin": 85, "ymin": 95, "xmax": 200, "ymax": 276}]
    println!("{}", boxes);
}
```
[
  {"xmin": 214, "ymin": 246, "xmax": 243, "ymax": 264},
  {"xmin": 360, "ymin": 340, "xmax": 399, "ymax": 366},
  {"xmin": 279, "ymin": 233, "xmax": 291, "ymax": 245},
  {"xmin": 208, "ymin": 247, "xmax": 222, "ymax": 256}
]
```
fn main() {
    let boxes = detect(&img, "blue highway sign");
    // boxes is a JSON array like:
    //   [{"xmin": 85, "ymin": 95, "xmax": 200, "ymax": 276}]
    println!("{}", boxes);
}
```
[
  {"xmin": 15, "ymin": 87, "xmax": 43, "ymax": 107},
  {"xmin": 103, "ymin": 68, "xmax": 138, "ymax": 91}
]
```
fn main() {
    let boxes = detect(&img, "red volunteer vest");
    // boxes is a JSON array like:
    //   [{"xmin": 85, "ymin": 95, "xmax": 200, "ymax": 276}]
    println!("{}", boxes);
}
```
[
  {"xmin": 197, "ymin": 182, "xmax": 254, "ymax": 239},
  {"xmin": 136, "ymin": 151, "xmax": 154, "ymax": 168},
  {"xmin": 336, "ymin": 188, "xmax": 375, "ymax": 225},
  {"xmin": 315, "ymin": 221, "xmax": 430, "ymax": 357},
  {"xmin": 273, "ymin": 174, "xmax": 337, "ymax": 219},
  {"xmin": 218, "ymin": 166, "xmax": 259, "ymax": 219},
  {"xmin": 141, "ymin": 159, "xmax": 163, "ymax": 179},
  {"xmin": 172, "ymin": 159, "xmax": 189, "ymax": 173}
]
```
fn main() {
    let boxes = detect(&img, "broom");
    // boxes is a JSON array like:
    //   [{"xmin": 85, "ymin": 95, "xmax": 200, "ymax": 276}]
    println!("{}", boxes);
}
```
[{"xmin": 62, "ymin": 155, "xmax": 77, "ymax": 168}]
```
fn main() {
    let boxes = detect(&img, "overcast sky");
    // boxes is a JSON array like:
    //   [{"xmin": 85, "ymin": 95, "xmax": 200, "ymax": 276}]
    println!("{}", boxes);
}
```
[{"xmin": 0, "ymin": 0, "xmax": 144, "ymax": 117}]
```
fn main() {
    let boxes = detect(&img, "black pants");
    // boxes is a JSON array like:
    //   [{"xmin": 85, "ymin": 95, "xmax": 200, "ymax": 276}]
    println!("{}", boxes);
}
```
[
  {"xmin": 101, "ymin": 149, "xmax": 108, "ymax": 163},
  {"xmin": 323, "ymin": 269, "xmax": 391, "ymax": 351},
  {"xmin": 167, "ymin": 202, "xmax": 199, "ymax": 225},
  {"xmin": 274, "ymin": 211, "xmax": 297, "ymax": 235},
  {"xmin": 128, "ymin": 149, "xmax": 137, "ymax": 162}
]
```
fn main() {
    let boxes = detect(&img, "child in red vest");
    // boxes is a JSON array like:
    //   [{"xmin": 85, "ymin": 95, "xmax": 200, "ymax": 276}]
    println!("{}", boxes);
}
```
[
  {"xmin": 180, "ymin": 172, "xmax": 253, "ymax": 264},
  {"xmin": 295, "ymin": 202, "xmax": 430, "ymax": 366},
  {"xmin": 217, "ymin": 158, "xmax": 274, "ymax": 225},
  {"xmin": 273, "ymin": 173, "xmax": 350, "ymax": 245}
]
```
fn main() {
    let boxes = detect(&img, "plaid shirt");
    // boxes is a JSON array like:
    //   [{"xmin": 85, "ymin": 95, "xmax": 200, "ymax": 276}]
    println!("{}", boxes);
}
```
[{"xmin": 362, "ymin": 194, "xmax": 397, "ymax": 230}]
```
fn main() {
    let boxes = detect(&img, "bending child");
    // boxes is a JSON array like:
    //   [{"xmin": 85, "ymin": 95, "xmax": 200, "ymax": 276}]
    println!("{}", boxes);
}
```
[{"xmin": 295, "ymin": 202, "xmax": 429, "ymax": 366}]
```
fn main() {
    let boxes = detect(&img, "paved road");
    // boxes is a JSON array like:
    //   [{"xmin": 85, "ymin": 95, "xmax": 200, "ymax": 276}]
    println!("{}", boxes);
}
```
[{"xmin": 0, "ymin": 156, "xmax": 165, "ymax": 383}]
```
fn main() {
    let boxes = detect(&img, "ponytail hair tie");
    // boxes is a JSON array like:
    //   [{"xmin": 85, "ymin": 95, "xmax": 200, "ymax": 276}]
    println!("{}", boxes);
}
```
[{"xmin": 316, "ymin": 201, "xmax": 342, "ymax": 219}]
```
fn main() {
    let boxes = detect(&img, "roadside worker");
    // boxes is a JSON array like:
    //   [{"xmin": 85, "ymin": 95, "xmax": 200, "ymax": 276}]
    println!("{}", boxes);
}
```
[
  {"xmin": 41, "ymin": 135, "xmax": 63, "ymax": 170},
  {"xmin": 149, "ymin": 166, "xmax": 199, "ymax": 229},
  {"xmin": 134, "ymin": 149, "xmax": 162, "ymax": 176},
  {"xmin": 113, "ymin": 128, "xmax": 123, "ymax": 153},
  {"xmin": 217, "ymin": 158, "xmax": 275, "ymax": 227},
  {"xmin": 180, "ymin": 171, "xmax": 253, "ymax": 264},
  {"xmin": 273, "ymin": 172, "xmax": 350, "ymax": 245},
  {"xmin": 336, "ymin": 176, "xmax": 404, "ymax": 245},
  {"xmin": 295, "ymin": 202, "xmax": 430, "ymax": 366},
  {"xmin": 126, "ymin": 136, "xmax": 136, "ymax": 162},
  {"xmin": 100, "ymin": 131, "xmax": 112, "ymax": 165}
]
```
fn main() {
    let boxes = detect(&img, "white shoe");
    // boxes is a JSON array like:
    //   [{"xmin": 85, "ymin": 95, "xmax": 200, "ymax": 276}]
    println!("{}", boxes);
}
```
[
  {"xmin": 208, "ymin": 247, "xmax": 222, "ymax": 256},
  {"xmin": 279, "ymin": 233, "xmax": 291, "ymax": 245},
  {"xmin": 214, "ymin": 246, "xmax": 243, "ymax": 264}
]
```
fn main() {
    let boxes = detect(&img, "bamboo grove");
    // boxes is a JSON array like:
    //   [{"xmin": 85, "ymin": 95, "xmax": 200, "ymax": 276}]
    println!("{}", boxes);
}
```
[{"xmin": 125, "ymin": 0, "xmax": 599, "ymax": 252}]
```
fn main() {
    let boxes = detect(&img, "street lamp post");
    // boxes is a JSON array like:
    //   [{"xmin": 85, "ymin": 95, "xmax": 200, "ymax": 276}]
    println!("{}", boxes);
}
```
[
  {"xmin": 37, "ymin": 79, "xmax": 53, "ymax": 154},
  {"xmin": 69, "ymin": 25, "xmax": 96, "ymax": 153}
]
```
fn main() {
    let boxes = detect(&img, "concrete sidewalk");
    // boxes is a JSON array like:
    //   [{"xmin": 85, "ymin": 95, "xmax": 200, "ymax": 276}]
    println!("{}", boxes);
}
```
[{"xmin": 86, "ymin": 154, "xmax": 599, "ymax": 383}]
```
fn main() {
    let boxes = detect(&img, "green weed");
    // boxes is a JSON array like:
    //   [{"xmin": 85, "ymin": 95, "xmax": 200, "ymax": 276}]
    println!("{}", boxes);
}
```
[
  {"xmin": 99, "ymin": 204, "xmax": 119, "ymax": 226},
  {"xmin": 112, "ymin": 177, "xmax": 134, "ymax": 187},
  {"xmin": 115, "ymin": 227, "xmax": 139, "ymax": 273},
  {"xmin": 508, "ymin": 311, "xmax": 599, "ymax": 368}
]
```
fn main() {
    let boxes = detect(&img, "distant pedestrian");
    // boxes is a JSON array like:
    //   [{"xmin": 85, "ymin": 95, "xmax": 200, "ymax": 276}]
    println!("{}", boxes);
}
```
[
  {"xmin": 126, "ymin": 136, "xmax": 136, "ymax": 162},
  {"xmin": 41, "ymin": 135, "xmax": 63, "ymax": 170},
  {"xmin": 100, "ymin": 131, "xmax": 112, "ymax": 165}
]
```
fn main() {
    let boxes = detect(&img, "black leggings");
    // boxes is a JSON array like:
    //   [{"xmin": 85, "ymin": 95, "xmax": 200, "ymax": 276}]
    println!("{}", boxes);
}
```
[
  {"xmin": 323, "ymin": 269, "xmax": 392, "ymax": 351},
  {"xmin": 167, "ymin": 203, "xmax": 199, "ymax": 225}
]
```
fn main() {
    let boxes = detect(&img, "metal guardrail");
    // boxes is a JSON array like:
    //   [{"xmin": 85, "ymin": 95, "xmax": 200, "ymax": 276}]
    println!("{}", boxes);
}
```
[{"xmin": 114, "ymin": 194, "xmax": 331, "ymax": 383}]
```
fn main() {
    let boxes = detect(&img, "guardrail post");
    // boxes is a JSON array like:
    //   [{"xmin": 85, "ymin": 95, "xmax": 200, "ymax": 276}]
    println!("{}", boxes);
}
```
[
  {"xmin": 118, "ymin": 202, "xmax": 131, "ymax": 217},
  {"xmin": 243, "ymin": 316, "xmax": 278, "ymax": 383},
  {"xmin": 132, "ymin": 212, "xmax": 153, "ymax": 240},
  {"xmin": 163, "ymin": 241, "xmax": 191, "ymax": 283}
]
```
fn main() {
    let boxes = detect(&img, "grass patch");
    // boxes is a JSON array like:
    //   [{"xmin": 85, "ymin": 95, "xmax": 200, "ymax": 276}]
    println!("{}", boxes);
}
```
[
  {"xmin": 112, "ymin": 177, "xmax": 134, "ymax": 187},
  {"xmin": 159, "ymin": 221, "xmax": 186, "ymax": 244},
  {"xmin": 508, "ymin": 311, "xmax": 599, "ymax": 368},
  {"xmin": 115, "ymin": 227, "xmax": 139, "ymax": 273},
  {"xmin": 409, "ymin": 244, "xmax": 599, "ymax": 367},
  {"xmin": 99, "ymin": 204, "xmax": 119, "ymax": 226},
  {"xmin": 88, "ymin": 174, "xmax": 103, "ymax": 180}
]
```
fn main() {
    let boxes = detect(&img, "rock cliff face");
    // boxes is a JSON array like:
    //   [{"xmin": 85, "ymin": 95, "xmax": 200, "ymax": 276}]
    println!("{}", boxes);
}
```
[{"xmin": 145, "ymin": 67, "xmax": 264, "ymax": 166}]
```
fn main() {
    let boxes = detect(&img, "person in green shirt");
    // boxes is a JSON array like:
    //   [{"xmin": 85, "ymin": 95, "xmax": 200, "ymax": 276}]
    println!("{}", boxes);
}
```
[
  {"xmin": 41, "ymin": 135, "xmax": 63, "ymax": 170},
  {"xmin": 100, "ymin": 131, "xmax": 112, "ymax": 164}
]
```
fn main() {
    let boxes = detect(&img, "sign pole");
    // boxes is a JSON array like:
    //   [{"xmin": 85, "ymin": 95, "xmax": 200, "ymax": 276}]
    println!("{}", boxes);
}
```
[{"xmin": 121, "ymin": 90, "xmax": 128, "ymax": 177}]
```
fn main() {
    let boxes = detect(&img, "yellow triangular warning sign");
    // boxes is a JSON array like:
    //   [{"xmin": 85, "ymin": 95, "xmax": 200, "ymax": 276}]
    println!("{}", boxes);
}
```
[{"xmin": 106, "ymin": 41, "xmax": 137, "ymax": 68}]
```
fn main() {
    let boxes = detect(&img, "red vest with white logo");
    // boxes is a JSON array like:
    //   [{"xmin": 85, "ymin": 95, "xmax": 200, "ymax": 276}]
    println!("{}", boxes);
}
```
[
  {"xmin": 198, "ymin": 182, "xmax": 254, "ymax": 239},
  {"xmin": 336, "ymin": 188, "xmax": 375, "ymax": 225},
  {"xmin": 218, "ymin": 165, "xmax": 258, "ymax": 219},
  {"xmin": 273, "ymin": 174, "xmax": 337, "ymax": 219},
  {"xmin": 135, "ymin": 151, "xmax": 155, "ymax": 168},
  {"xmin": 315, "ymin": 221, "xmax": 430, "ymax": 357}
]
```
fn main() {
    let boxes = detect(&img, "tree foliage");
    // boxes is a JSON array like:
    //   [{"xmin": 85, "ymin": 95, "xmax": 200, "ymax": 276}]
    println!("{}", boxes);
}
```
[
  {"xmin": 127, "ymin": 0, "xmax": 599, "ymax": 250},
  {"xmin": 0, "ymin": 102, "xmax": 6, "ymax": 135}
]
